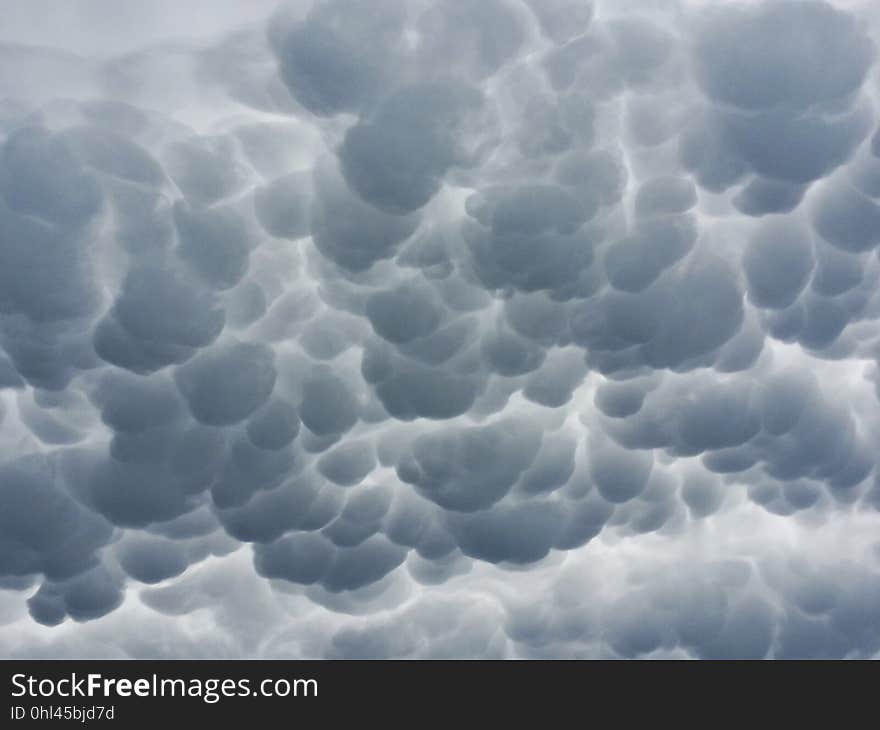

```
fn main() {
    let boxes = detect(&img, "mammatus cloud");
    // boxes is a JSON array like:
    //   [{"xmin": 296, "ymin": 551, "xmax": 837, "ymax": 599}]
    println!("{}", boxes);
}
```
[{"xmin": 1, "ymin": 0, "xmax": 880, "ymax": 659}]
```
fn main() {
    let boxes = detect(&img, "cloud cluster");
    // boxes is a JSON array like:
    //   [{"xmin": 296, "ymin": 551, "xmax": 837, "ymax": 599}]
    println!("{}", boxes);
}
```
[{"xmin": 1, "ymin": 0, "xmax": 880, "ymax": 658}]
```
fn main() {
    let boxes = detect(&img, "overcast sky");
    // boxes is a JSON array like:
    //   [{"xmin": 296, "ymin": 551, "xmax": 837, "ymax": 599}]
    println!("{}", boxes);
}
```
[{"xmin": 1, "ymin": 0, "xmax": 879, "ymax": 659}]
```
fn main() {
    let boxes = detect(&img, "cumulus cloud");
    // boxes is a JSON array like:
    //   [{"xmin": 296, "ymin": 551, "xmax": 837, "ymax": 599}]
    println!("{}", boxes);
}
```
[{"xmin": 1, "ymin": 0, "xmax": 880, "ymax": 659}]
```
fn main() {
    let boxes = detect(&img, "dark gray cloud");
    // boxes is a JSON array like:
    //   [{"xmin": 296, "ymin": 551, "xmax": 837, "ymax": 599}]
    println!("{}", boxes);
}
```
[{"xmin": 1, "ymin": 0, "xmax": 880, "ymax": 660}]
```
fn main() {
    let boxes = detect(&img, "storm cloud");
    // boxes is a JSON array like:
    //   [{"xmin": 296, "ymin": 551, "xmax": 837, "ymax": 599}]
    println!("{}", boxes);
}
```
[{"xmin": 1, "ymin": 0, "xmax": 880, "ymax": 659}]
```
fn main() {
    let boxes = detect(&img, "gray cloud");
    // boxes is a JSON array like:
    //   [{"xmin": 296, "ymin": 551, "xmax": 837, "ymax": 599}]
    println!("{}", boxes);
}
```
[{"xmin": 1, "ymin": 0, "xmax": 880, "ymax": 660}]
